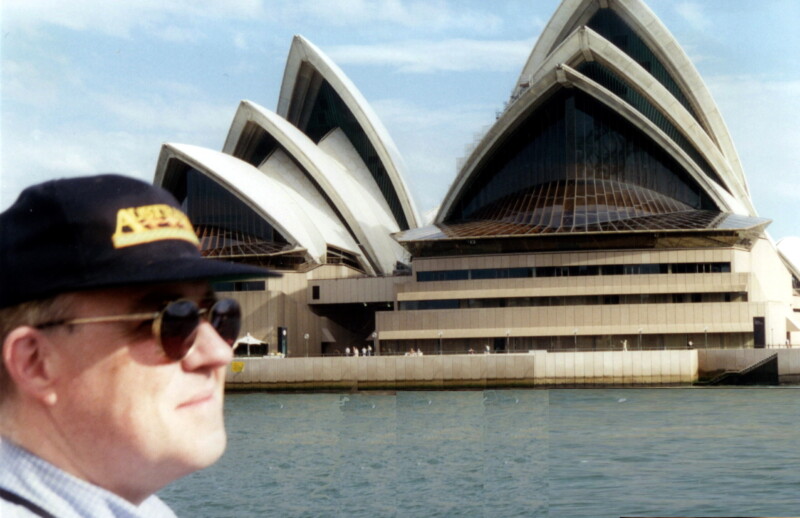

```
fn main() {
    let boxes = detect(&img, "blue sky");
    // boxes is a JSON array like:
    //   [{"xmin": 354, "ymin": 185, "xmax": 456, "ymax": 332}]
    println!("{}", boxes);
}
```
[{"xmin": 2, "ymin": 0, "xmax": 799, "ymax": 241}]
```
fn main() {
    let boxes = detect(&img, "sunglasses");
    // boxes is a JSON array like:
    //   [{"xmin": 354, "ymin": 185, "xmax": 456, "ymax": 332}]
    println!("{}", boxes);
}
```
[{"xmin": 36, "ymin": 298, "xmax": 241, "ymax": 361}]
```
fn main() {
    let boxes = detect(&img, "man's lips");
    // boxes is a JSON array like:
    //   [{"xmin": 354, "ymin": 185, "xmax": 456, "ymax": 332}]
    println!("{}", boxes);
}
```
[{"xmin": 177, "ymin": 390, "xmax": 217, "ymax": 409}]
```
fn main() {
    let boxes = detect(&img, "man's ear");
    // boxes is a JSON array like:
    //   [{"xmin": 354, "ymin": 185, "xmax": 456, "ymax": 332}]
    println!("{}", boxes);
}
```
[{"xmin": 3, "ymin": 327, "xmax": 59, "ymax": 406}]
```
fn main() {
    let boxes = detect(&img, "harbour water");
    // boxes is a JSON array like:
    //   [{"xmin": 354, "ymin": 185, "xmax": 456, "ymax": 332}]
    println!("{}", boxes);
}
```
[{"xmin": 160, "ymin": 388, "xmax": 800, "ymax": 517}]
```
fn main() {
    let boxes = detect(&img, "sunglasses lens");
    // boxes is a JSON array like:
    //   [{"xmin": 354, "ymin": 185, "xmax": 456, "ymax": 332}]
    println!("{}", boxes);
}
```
[
  {"xmin": 209, "ymin": 298, "xmax": 241, "ymax": 345},
  {"xmin": 159, "ymin": 300, "xmax": 201, "ymax": 360}
]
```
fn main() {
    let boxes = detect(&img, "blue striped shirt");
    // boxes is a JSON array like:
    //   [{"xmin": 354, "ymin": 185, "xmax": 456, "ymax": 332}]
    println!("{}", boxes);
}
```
[{"xmin": 0, "ymin": 438, "xmax": 177, "ymax": 518}]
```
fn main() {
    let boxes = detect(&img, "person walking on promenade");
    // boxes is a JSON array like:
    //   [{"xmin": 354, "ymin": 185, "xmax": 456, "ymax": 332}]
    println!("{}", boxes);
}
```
[{"xmin": 0, "ymin": 174, "xmax": 276, "ymax": 517}]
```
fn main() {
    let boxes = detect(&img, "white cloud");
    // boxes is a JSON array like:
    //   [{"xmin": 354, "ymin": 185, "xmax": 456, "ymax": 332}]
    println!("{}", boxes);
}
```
[
  {"xmin": 233, "ymin": 33, "xmax": 249, "ymax": 51},
  {"xmin": 1, "ymin": 88, "xmax": 235, "ymax": 210},
  {"xmin": 674, "ymin": 2, "xmax": 710, "ymax": 31},
  {"xmin": 1, "ymin": 60, "xmax": 60, "ymax": 107},
  {"xmin": 328, "ymin": 38, "xmax": 534, "ymax": 73},
  {"xmin": 97, "ymin": 94, "xmax": 234, "ymax": 135},
  {"xmin": 155, "ymin": 25, "xmax": 203, "ymax": 44},
  {"xmin": 3, "ymin": 0, "xmax": 264, "ymax": 39},
  {"xmin": 1, "ymin": 127, "xmax": 156, "ymax": 209},
  {"xmin": 3, "ymin": 0, "xmax": 502, "ymax": 40},
  {"xmin": 372, "ymin": 97, "xmax": 498, "ymax": 214},
  {"xmin": 281, "ymin": 0, "xmax": 502, "ymax": 33},
  {"xmin": 706, "ymin": 74, "xmax": 800, "ymax": 239}
]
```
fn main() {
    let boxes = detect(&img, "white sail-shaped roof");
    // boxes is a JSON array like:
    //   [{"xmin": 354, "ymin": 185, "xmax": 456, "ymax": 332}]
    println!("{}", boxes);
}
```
[
  {"xmin": 439, "ymin": 64, "xmax": 746, "ymax": 222},
  {"xmin": 154, "ymin": 143, "xmax": 359, "ymax": 265},
  {"xmin": 258, "ymin": 147, "xmax": 364, "ymax": 262},
  {"xmin": 521, "ymin": 27, "xmax": 753, "ymax": 213},
  {"xmin": 439, "ymin": 0, "xmax": 757, "ymax": 224},
  {"xmin": 277, "ymin": 34, "xmax": 420, "ymax": 230},
  {"xmin": 224, "ymin": 100, "xmax": 409, "ymax": 275},
  {"xmin": 515, "ymin": 0, "xmax": 749, "ymax": 203}
]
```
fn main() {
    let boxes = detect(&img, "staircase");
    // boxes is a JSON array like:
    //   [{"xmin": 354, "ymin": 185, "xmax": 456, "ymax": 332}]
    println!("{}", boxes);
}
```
[{"xmin": 697, "ymin": 353, "xmax": 779, "ymax": 386}]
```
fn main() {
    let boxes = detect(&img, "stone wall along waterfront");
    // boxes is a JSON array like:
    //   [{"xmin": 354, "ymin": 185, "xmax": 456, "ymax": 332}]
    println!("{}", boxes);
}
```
[{"xmin": 225, "ymin": 350, "xmax": 700, "ymax": 390}]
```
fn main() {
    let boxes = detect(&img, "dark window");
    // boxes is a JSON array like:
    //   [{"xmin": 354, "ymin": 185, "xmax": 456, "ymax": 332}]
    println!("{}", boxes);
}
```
[
  {"xmin": 509, "ymin": 267, "xmax": 535, "ymax": 278},
  {"xmin": 213, "ymin": 281, "xmax": 266, "ymax": 292},
  {"xmin": 753, "ymin": 317, "xmax": 766, "ymax": 348},
  {"xmin": 417, "ymin": 270, "xmax": 469, "ymax": 282},
  {"xmin": 303, "ymin": 81, "xmax": 409, "ymax": 230},
  {"xmin": 399, "ymin": 292, "xmax": 741, "ymax": 310},
  {"xmin": 470, "ymin": 268, "xmax": 502, "ymax": 280},
  {"xmin": 415, "ymin": 262, "xmax": 730, "ymax": 282},
  {"xmin": 601, "ymin": 265, "xmax": 624, "ymax": 276},
  {"xmin": 312, "ymin": 286, "xmax": 320, "ymax": 300}
]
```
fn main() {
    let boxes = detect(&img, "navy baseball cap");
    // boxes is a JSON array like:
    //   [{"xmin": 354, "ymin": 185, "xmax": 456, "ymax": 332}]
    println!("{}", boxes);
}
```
[{"xmin": 0, "ymin": 174, "xmax": 279, "ymax": 308}]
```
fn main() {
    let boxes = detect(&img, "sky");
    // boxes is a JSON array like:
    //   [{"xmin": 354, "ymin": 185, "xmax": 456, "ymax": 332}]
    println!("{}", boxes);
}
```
[{"xmin": 2, "ymin": 0, "xmax": 799, "ymax": 242}]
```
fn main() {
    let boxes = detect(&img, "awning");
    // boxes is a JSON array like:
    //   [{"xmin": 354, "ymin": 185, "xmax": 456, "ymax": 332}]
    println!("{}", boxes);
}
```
[{"xmin": 236, "ymin": 332, "xmax": 263, "ymax": 345}]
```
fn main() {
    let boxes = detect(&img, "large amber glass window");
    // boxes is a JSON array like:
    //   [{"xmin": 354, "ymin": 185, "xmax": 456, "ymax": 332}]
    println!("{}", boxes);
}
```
[{"xmin": 446, "ymin": 90, "xmax": 714, "ymax": 227}]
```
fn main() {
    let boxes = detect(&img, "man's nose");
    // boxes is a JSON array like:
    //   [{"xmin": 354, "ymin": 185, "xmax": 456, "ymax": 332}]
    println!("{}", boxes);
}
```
[{"xmin": 182, "ymin": 321, "xmax": 233, "ymax": 370}]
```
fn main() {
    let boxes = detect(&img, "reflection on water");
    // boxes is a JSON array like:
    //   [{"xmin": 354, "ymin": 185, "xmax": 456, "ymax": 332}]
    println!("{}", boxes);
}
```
[{"xmin": 160, "ymin": 388, "xmax": 800, "ymax": 518}]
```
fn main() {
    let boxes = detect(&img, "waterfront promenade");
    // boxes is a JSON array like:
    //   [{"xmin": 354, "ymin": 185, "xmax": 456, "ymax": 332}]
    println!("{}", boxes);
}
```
[{"xmin": 226, "ymin": 348, "xmax": 800, "ymax": 391}]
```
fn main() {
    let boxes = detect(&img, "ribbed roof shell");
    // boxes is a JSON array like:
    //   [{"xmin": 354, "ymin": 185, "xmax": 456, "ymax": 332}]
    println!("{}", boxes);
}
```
[
  {"xmin": 154, "ymin": 143, "xmax": 358, "ymax": 265},
  {"xmin": 437, "ymin": 0, "xmax": 756, "ymax": 230},
  {"xmin": 223, "ymin": 100, "xmax": 409, "ymax": 275},
  {"xmin": 277, "ymin": 34, "xmax": 420, "ymax": 231},
  {"xmin": 517, "ymin": 0, "xmax": 749, "ymax": 200}
]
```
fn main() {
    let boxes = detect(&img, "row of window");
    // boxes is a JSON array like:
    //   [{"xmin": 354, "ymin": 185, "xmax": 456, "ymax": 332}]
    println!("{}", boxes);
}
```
[
  {"xmin": 417, "ymin": 262, "xmax": 731, "ymax": 282},
  {"xmin": 399, "ymin": 292, "xmax": 746, "ymax": 311},
  {"xmin": 213, "ymin": 281, "xmax": 266, "ymax": 292}
]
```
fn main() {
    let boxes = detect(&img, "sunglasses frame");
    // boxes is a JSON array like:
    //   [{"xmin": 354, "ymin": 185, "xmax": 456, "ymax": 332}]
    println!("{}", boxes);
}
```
[{"xmin": 35, "ymin": 298, "xmax": 241, "ymax": 360}]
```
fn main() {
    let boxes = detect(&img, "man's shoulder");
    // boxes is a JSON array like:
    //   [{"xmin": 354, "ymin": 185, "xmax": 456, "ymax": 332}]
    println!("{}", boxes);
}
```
[{"xmin": 0, "ymin": 439, "xmax": 177, "ymax": 518}]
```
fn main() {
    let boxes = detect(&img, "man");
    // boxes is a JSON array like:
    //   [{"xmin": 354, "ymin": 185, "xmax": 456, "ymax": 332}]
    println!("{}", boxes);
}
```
[{"xmin": 0, "ymin": 175, "xmax": 277, "ymax": 517}]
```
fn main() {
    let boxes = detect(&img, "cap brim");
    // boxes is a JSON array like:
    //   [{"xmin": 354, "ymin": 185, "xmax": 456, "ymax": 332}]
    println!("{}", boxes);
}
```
[
  {"xmin": 137, "ymin": 256, "xmax": 281, "ymax": 283},
  {"xmin": 68, "ymin": 256, "xmax": 280, "ymax": 294}
]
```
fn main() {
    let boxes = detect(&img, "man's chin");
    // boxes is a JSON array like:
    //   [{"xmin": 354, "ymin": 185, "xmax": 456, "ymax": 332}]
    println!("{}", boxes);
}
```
[{"xmin": 175, "ymin": 430, "xmax": 227, "ymax": 474}]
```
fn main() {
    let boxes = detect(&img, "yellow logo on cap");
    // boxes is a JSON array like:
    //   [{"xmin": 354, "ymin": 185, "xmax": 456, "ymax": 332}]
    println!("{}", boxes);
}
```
[{"xmin": 112, "ymin": 204, "xmax": 200, "ymax": 249}]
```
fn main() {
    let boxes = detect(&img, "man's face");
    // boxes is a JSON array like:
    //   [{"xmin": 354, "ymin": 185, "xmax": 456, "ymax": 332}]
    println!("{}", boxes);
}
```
[{"xmin": 46, "ymin": 281, "xmax": 233, "ymax": 502}]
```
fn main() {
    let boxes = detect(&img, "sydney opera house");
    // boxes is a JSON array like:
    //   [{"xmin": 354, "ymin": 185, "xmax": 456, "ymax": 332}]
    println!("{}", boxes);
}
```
[{"xmin": 155, "ymin": 0, "xmax": 800, "ymax": 356}]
